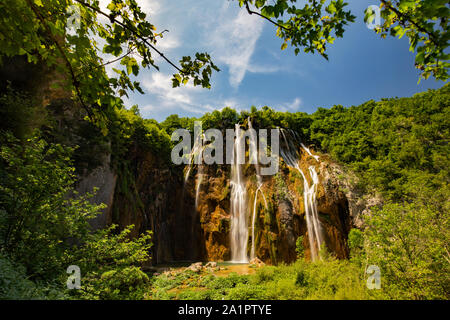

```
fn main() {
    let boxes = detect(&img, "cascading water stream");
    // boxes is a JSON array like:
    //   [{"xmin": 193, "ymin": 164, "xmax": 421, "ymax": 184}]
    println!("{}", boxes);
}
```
[
  {"xmin": 195, "ymin": 164, "xmax": 204, "ymax": 210},
  {"xmin": 230, "ymin": 124, "xmax": 248, "ymax": 262},
  {"xmin": 301, "ymin": 143, "xmax": 320, "ymax": 162},
  {"xmin": 248, "ymin": 118, "xmax": 267, "ymax": 260},
  {"xmin": 184, "ymin": 134, "xmax": 203, "ymax": 184},
  {"xmin": 250, "ymin": 185, "xmax": 267, "ymax": 260},
  {"xmin": 280, "ymin": 129, "xmax": 323, "ymax": 261}
]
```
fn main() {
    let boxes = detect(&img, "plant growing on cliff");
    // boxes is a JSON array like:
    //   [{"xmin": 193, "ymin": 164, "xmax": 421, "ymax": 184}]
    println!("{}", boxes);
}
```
[
  {"xmin": 274, "ymin": 172, "xmax": 289, "ymax": 201},
  {"xmin": 295, "ymin": 236, "xmax": 305, "ymax": 259}
]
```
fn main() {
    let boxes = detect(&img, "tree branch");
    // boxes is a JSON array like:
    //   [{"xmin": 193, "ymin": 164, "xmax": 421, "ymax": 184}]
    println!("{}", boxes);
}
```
[
  {"xmin": 25, "ymin": 0, "xmax": 94, "ymax": 118},
  {"xmin": 73, "ymin": 0, "xmax": 185, "ymax": 74},
  {"xmin": 75, "ymin": 46, "xmax": 136, "ymax": 78},
  {"xmin": 380, "ymin": 0, "xmax": 439, "ymax": 47},
  {"xmin": 244, "ymin": 1, "xmax": 290, "ymax": 31}
]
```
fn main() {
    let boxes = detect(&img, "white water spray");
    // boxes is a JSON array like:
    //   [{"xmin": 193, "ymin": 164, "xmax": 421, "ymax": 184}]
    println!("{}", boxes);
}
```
[
  {"xmin": 230, "ymin": 124, "xmax": 249, "ymax": 262},
  {"xmin": 248, "ymin": 118, "xmax": 267, "ymax": 260},
  {"xmin": 280, "ymin": 129, "xmax": 323, "ymax": 261},
  {"xmin": 195, "ymin": 164, "xmax": 204, "ymax": 210}
]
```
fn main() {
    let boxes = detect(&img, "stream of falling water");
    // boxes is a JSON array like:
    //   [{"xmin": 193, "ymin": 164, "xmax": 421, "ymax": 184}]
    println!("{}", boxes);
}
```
[
  {"xmin": 230, "ymin": 124, "xmax": 249, "ymax": 262},
  {"xmin": 248, "ymin": 118, "xmax": 267, "ymax": 260},
  {"xmin": 280, "ymin": 129, "xmax": 323, "ymax": 261},
  {"xmin": 195, "ymin": 164, "xmax": 203, "ymax": 210},
  {"xmin": 250, "ymin": 186, "xmax": 267, "ymax": 260},
  {"xmin": 184, "ymin": 134, "xmax": 203, "ymax": 184}
]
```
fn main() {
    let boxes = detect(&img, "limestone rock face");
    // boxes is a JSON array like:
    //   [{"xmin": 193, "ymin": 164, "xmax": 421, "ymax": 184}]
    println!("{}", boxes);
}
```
[
  {"xmin": 320, "ymin": 160, "xmax": 383, "ymax": 229},
  {"xmin": 73, "ymin": 140, "xmax": 368, "ymax": 265},
  {"xmin": 110, "ymin": 149, "xmax": 206, "ymax": 264},
  {"xmin": 174, "ymin": 150, "xmax": 366, "ymax": 264},
  {"xmin": 76, "ymin": 151, "xmax": 116, "ymax": 231}
]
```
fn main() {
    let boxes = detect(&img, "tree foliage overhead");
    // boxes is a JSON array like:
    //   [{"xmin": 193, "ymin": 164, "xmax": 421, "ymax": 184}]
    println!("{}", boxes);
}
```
[
  {"xmin": 240, "ymin": 0, "xmax": 449, "ymax": 81},
  {"xmin": 0, "ymin": 0, "xmax": 220, "ymax": 122},
  {"xmin": 240, "ymin": 0, "xmax": 356, "ymax": 59},
  {"xmin": 366, "ymin": 0, "xmax": 450, "ymax": 81},
  {"xmin": 0, "ymin": 0, "xmax": 447, "ymax": 130}
]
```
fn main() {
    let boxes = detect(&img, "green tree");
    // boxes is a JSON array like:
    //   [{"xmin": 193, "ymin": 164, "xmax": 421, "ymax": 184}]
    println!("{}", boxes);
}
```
[
  {"xmin": 366, "ymin": 0, "xmax": 450, "ymax": 81},
  {"xmin": 364, "ymin": 202, "xmax": 449, "ymax": 299},
  {"xmin": 0, "ymin": 133, "xmax": 104, "ymax": 280},
  {"xmin": 241, "ymin": 0, "xmax": 449, "ymax": 81},
  {"xmin": 67, "ymin": 225, "xmax": 152, "ymax": 300},
  {"xmin": 0, "ymin": 0, "xmax": 219, "ymax": 125}
]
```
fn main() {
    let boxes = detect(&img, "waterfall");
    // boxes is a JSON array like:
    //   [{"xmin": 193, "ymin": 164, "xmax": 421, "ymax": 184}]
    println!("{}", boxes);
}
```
[
  {"xmin": 280, "ymin": 129, "xmax": 323, "ymax": 261},
  {"xmin": 230, "ymin": 124, "xmax": 249, "ymax": 262},
  {"xmin": 300, "ymin": 165, "xmax": 324, "ymax": 261},
  {"xmin": 250, "ymin": 185, "xmax": 267, "ymax": 260},
  {"xmin": 195, "ymin": 164, "xmax": 203, "ymax": 210},
  {"xmin": 301, "ymin": 143, "xmax": 320, "ymax": 162},
  {"xmin": 248, "ymin": 118, "xmax": 267, "ymax": 260}
]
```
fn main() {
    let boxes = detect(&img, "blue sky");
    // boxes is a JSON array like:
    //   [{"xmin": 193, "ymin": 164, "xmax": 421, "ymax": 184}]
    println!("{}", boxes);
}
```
[{"xmin": 109, "ymin": 0, "xmax": 446, "ymax": 122}]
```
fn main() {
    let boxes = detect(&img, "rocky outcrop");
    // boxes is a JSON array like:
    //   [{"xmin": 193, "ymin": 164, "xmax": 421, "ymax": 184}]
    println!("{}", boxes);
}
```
[
  {"xmin": 71, "ymin": 133, "xmax": 370, "ymax": 265},
  {"xmin": 186, "ymin": 149, "xmax": 365, "ymax": 264},
  {"xmin": 75, "ymin": 151, "xmax": 116, "ymax": 230},
  {"xmin": 320, "ymin": 160, "xmax": 383, "ymax": 229}
]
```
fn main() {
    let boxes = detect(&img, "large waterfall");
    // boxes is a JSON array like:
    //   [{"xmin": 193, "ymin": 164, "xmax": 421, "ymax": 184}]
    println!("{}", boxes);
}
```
[
  {"xmin": 280, "ymin": 130, "xmax": 323, "ymax": 261},
  {"xmin": 230, "ymin": 124, "xmax": 249, "ymax": 262},
  {"xmin": 185, "ymin": 123, "xmax": 322, "ymax": 262}
]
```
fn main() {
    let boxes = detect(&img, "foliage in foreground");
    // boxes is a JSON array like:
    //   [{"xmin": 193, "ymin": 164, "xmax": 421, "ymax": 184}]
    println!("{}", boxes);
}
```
[
  {"xmin": 0, "ymin": 133, "xmax": 153, "ymax": 300},
  {"xmin": 149, "ymin": 258, "xmax": 369, "ymax": 300}
]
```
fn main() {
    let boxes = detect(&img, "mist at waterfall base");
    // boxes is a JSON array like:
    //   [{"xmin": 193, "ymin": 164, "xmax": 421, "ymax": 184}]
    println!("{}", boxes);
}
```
[{"xmin": 183, "ymin": 119, "xmax": 324, "ymax": 263}]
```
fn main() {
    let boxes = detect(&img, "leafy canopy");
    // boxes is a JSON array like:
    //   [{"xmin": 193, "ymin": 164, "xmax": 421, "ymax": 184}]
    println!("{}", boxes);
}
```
[
  {"xmin": 0, "ymin": 0, "xmax": 447, "ymax": 130},
  {"xmin": 0, "ymin": 0, "xmax": 220, "ymax": 123},
  {"xmin": 365, "ymin": 0, "xmax": 450, "ymax": 81}
]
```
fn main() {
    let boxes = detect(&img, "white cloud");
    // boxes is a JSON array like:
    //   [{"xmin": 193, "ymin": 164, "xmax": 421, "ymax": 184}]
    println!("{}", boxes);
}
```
[
  {"xmin": 137, "ymin": 0, "xmax": 161, "ymax": 16},
  {"xmin": 156, "ymin": 35, "xmax": 181, "ymax": 51},
  {"xmin": 279, "ymin": 97, "xmax": 302, "ymax": 111},
  {"xmin": 208, "ymin": 6, "xmax": 264, "ymax": 88},
  {"xmin": 98, "ymin": 0, "xmax": 160, "ymax": 16},
  {"xmin": 141, "ymin": 72, "xmax": 214, "ymax": 114},
  {"xmin": 247, "ymin": 64, "xmax": 281, "ymax": 74}
]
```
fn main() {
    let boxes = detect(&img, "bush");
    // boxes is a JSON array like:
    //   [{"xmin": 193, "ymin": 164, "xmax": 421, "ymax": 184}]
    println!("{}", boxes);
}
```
[
  {"xmin": 364, "ymin": 202, "xmax": 450, "ymax": 299},
  {"xmin": 0, "ymin": 133, "xmax": 103, "ymax": 280},
  {"xmin": 295, "ymin": 236, "xmax": 305, "ymax": 259},
  {"xmin": 0, "ymin": 253, "xmax": 65, "ymax": 300},
  {"xmin": 67, "ymin": 225, "xmax": 153, "ymax": 300},
  {"xmin": 226, "ymin": 283, "xmax": 268, "ymax": 300}
]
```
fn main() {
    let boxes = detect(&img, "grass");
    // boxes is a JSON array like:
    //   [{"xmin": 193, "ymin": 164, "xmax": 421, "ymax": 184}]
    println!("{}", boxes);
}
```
[{"xmin": 147, "ymin": 257, "xmax": 375, "ymax": 300}]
